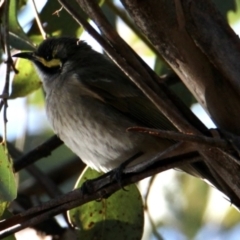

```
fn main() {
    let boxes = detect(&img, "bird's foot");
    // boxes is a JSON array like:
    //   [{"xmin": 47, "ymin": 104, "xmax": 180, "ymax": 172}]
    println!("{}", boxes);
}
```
[{"xmin": 110, "ymin": 152, "xmax": 143, "ymax": 190}]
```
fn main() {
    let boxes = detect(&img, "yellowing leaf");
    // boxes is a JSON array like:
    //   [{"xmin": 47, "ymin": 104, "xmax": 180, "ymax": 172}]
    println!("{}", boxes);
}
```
[
  {"xmin": 10, "ymin": 58, "xmax": 42, "ymax": 98},
  {"xmin": 0, "ymin": 144, "xmax": 17, "ymax": 202},
  {"xmin": 68, "ymin": 167, "xmax": 144, "ymax": 240}
]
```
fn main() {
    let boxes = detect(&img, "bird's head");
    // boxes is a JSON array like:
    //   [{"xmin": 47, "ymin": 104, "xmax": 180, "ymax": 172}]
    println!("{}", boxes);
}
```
[{"xmin": 13, "ymin": 37, "xmax": 92, "ymax": 81}]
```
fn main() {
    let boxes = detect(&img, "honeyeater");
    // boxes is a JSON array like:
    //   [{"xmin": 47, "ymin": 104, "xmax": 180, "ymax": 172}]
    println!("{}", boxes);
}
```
[{"xmin": 13, "ymin": 37, "xmax": 219, "ymax": 188}]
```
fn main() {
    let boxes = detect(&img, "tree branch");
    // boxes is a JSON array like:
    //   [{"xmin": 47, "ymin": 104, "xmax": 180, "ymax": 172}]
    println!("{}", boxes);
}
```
[
  {"xmin": 0, "ymin": 151, "xmax": 199, "ymax": 238},
  {"xmin": 14, "ymin": 135, "xmax": 63, "ymax": 172}
]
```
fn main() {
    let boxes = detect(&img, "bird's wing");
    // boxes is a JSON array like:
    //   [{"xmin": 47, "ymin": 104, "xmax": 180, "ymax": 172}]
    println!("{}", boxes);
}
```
[
  {"xmin": 75, "ymin": 63, "xmax": 229, "ymax": 193},
  {"xmin": 76, "ymin": 67, "xmax": 175, "ymax": 131}
]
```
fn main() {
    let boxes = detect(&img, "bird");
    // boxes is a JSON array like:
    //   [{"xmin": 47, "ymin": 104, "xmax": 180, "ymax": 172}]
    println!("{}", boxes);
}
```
[{"xmin": 12, "ymin": 37, "xmax": 215, "ymax": 181}]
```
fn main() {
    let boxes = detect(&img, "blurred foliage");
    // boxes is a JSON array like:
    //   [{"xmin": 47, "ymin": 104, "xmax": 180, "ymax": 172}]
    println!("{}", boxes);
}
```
[
  {"xmin": 180, "ymin": 174, "xmax": 209, "ymax": 237},
  {"xmin": 212, "ymin": 0, "xmax": 236, "ymax": 17},
  {"xmin": 228, "ymin": 0, "xmax": 240, "ymax": 24},
  {"xmin": 0, "ymin": 0, "xmax": 240, "ymax": 239}
]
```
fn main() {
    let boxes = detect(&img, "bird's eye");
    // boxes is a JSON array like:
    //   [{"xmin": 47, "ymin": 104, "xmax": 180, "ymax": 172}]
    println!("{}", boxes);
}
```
[{"xmin": 45, "ymin": 55, "xmax": 51, "ymax": 61}]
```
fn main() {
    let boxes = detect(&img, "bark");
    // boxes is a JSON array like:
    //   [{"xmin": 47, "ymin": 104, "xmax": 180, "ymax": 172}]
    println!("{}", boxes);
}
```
[
  {"xmin": 121, "ymin": 0, "xmax": 240, "ymax": 134},
  {"xmin": 117, "ymin": 0, "xmax": 240, "ymax": 207}
]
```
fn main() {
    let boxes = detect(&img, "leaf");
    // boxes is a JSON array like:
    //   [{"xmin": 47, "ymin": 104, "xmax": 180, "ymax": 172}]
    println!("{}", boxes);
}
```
[
  {"xmin": 28, "ymin": 0, "xmax": 105, "ymax": 38},
  {"xmin": 9, "ymin": 32, "xmax": 35, "ymax": 51},
  {"xmin": 28, "ymin": 0, "xmax": 84, "ymax": 37},
  {"xmin": 154, "ymin": 56, "xmax": 167, "ymax": 76},
  {"xmin": 212, "ymin": 0, "xmax": 236, "ymax": 17},
  {"xmin": 0, "ymin": 202, "xmax": 8, "ymax": 219},
  {"xmin": 10, "ymin": 58, "xmax": 42, "ymax": 98},
  {"xmin": 8, "ymin": 0, "xmax": 34, "ymax": 48},
  {"xmin": 170, "ymin": 82, "xmax": 196, "ymax": 107},
  {"xmin": 0, "ymin": 143, "xmax": 17, "ymax": 202},
  {"xmin": 227, "ymin": 0, "xmax": 240, "ymax": 25},
  {"xmin": 68, "ymin": 167, "xmax": 144, "ymax": 240},
  {"xmin": 154, "ymin": 57, "xmax": 196, "ymax": 107}
]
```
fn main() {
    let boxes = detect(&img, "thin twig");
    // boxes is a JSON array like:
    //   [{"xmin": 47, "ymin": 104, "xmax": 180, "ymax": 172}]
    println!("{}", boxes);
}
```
[
  {"xmin": 0, "ymin": 135, "xmax": 65, "ymax": 200},
  {"xmin": 30, "ymin": 0, "xmax": 47, "ymax": 39},
  {"xmin": 26, "ymin": 164, "xmax": 71, "ymax": 228},
  {"xmin": 127, "ymin": 127, "xmax": 231, "ymax": 149},
  {"xmin": 14, "ymin": 135, "xmax": 63, "ymax": 172},
  {"xmin": 1, "ymin": 0, "xmax": 11, "ymax": 144},
  {"xmin": 52, "ymin": 6, "xmax": 63, "ymax": 16},
  {"xmin": 0, "ymin": 152, "xmax": 198, "ymax": 238},
  {"xmin": 20, "ymin": 156, "xmax": 85, "ymax": 195},
  {"xmin": 27, "ymin": 165, "xmax": 63, "ymax": 198},
  {"xmin": 144, "ymin": 177, "xmax": 164, "ymax": 240}
]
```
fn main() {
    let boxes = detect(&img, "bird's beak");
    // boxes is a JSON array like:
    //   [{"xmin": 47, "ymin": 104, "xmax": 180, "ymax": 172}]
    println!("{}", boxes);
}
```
[
  {"xmin": 13, "ymin": 52, "xmax": 62, "ymax": 68},
  {"xmin": 12, "ymin": 52, "xmax": 34, "ymax": 60}
]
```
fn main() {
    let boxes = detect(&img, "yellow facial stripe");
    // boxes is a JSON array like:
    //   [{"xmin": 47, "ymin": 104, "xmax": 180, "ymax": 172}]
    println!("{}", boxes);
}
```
[{"xmin": 34, "ymin": 56, "xmax": 62, "ymax": 68}]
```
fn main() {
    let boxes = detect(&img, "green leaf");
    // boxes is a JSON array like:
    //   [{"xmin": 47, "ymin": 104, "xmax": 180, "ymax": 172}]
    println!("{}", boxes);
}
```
[
  {"xmin": 28, "ymin": 0, "xmax": 84, "ymax": 37},
  {"xmin": 9, "ymin": 32, "xmax": 35, "ymax": 51},
  {"xmin": 0, "ymin": 144, "xmax": 17, "ymax": 202},
  {"xmin": 0, "ymin": 202, "xmax": 8, "ymax": 218},
  {"xmin": 8, "ymin": 0, "xmax": 34, "ymax": 49},
  {"xmin": 68, "ymin": 167, "xmax": 144, "ymax": 240},
  {"xmin": 170, "ymin": 82, "xmax": 196, "ymax": 107},
  {"xmin": 10, "ymin": 58, "xmax": 42, "ymax": 98},
  {"xmin": 212, "ymin": 0, "xmax": 236, "ymax": 17},
  {"xmin": 154, "ymin": 56, "xmax": 166, "ymax": 76},
  {"xmin": 227, "ymin": 0, "xmax": 240, "ymax": 25}
]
